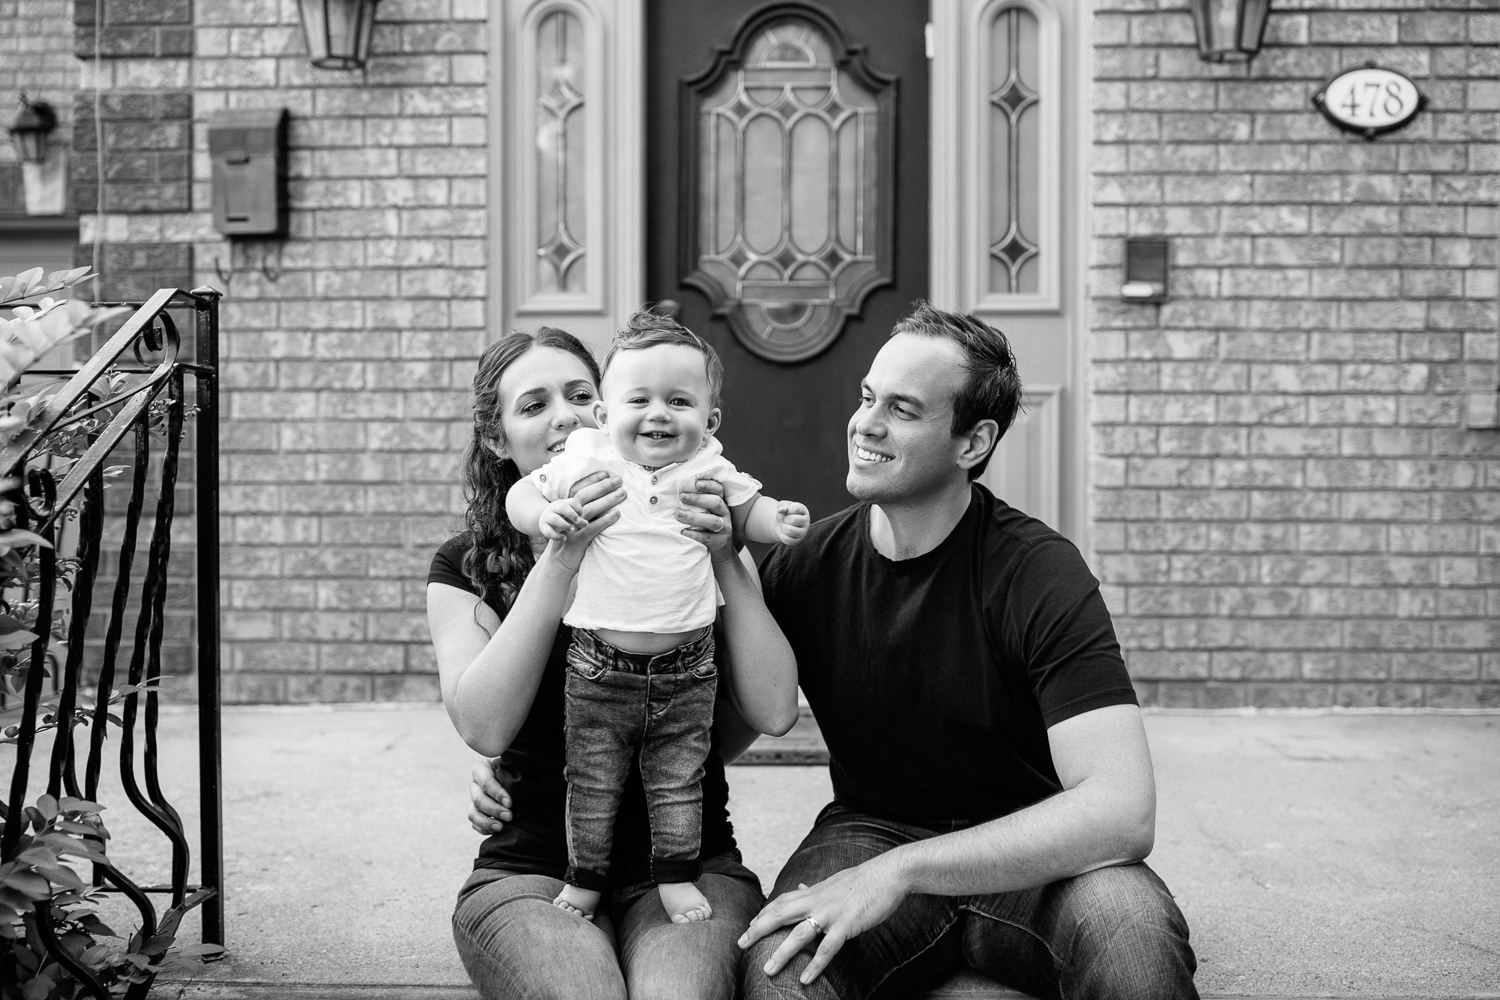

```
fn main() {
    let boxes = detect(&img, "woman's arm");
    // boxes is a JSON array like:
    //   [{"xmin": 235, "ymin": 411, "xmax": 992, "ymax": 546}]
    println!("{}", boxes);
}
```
[
  {"xmin": 430, "ymin": 473, "xmax": 623, "ymax": 757},
  {"xmin": 680, "ymin": 481, "xmax": 799, "ymax": 737}
]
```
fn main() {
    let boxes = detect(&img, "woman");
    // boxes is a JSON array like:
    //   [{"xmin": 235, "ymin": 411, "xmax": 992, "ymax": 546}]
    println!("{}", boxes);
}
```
[{"xmin": 427, "ymin": 328, "xmax": 798, "ymax": 999}]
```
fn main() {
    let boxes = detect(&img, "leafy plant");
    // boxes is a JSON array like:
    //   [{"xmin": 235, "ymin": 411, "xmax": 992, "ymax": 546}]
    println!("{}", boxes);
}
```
[{"xmin": 0, "ymin": 267, "xmax": 220, "ymax": 997}]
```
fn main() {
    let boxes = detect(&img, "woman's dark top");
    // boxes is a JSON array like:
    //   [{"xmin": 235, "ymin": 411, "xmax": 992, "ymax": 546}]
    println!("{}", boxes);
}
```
[{"xmin": 428, "ymin": 533, "xmax": 740, "ymax": 886}]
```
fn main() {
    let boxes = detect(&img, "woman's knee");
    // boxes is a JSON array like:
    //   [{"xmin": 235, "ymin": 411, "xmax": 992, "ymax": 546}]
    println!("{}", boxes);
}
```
[
  {"xmin": 619, "ymin": 873, "xmax": 761, "ymax": 1000},
  {"xmin": 452, "ymin": 873, "xmax": 628, "ymax": 1000}
]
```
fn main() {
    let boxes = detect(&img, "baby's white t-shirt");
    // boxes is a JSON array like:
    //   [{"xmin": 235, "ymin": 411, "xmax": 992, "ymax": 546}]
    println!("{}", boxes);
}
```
[{"xmin": 526, "ymin": 427, "xmax": 762, "ymax": 633}]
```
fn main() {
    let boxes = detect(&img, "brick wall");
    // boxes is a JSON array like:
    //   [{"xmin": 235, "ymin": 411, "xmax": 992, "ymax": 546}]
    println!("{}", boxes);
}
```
[
  {"xmin": 192, "ymin": 1, "xmax": 490, "ymax": 703},
  {"xmin": 73, "ymin": 0, "xmax": 194, "ymax": 296},
  {"xmin": 27, "ymin": 0, "xmax": 1500, "ymax": 707},
  {"xmin": 0, "ymin": 0, "xmax": 74, "ymax": 210},
  {"xmin": 1091, "ymin": 3, "xmax": 1500, "ymax": 708}
]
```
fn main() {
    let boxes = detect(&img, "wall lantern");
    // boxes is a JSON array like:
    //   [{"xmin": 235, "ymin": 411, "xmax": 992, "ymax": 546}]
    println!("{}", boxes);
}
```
[
  {"xmin": 1188, "ymin": 0, "xmax": 1273, "ymax": 63},
  {"xmin": 298, "ymin": 0, "xmax": 381, "ymax": 70},
  {"xmin": 8, "ymin": 95, "xmax": 57, "ymax": 164}
]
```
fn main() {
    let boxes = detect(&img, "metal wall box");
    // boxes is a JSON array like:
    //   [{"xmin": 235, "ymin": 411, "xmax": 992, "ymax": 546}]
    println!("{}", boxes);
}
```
[
  {"xmin": 1121, "ymin": 236, "xmax": 1169, "ymax": 304},
  {"xmin": 208, "ymin": 109, "xmax": 288, "ymax": 238}
]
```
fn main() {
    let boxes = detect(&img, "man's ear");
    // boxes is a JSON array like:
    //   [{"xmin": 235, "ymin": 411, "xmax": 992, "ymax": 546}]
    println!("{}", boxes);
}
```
[
  {"xmin": 706, "ymin": 407, "xmax": 722, "ymax": 436},
  {"xmin": 956, "ymin": 419, "xmax": 1000, "ymax": 473},
  {"xmin": 593, "ymin": 400, "xmax": 609, "ymax": 427}
]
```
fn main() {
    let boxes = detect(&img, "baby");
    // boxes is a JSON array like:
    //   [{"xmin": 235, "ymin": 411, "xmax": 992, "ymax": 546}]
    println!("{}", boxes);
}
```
[{"xmin": 506, "ymin": 309, "xmax": 809, "ymax": 923}]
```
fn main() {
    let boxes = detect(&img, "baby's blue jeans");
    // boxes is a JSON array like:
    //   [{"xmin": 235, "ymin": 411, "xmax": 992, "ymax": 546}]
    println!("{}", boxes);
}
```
[{"xmin": 563, "ymin": 626, "xmax": 717, "ymax": 891}]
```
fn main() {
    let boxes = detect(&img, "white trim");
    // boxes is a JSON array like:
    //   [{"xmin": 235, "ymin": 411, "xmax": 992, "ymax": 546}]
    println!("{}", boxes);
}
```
[
  {"xmin": 514, "ymin": 1, "xmax": 605, "ymax": 312},
  {"xmin": 981, "ymin": 383, "xmax": 1062, "ymax": 528},
  {"xmin": 967, "ymin": 0, "xmax": 1062, "ymax": 313},
  {"xmin": 614, "ymin": 2, "xmax": 645, "ymax": 327},
  {"xmin": 929, "ymin": 0, "xmax": 962, "ymax": 307},
  {"xmin": 490, "ymin": 1, "xmax": 643, "ymax": 354},
  {"xmin": 1068, "ymin": 2, "xmax": 1092, "ymax": 555},
  {"xmin": 487, "ymin": 11, "xmax": 507, "ymax": 329}
]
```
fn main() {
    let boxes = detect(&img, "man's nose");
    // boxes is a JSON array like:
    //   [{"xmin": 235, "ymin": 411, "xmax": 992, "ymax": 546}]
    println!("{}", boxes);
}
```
[{"xmin": 852, "ymin": 406, "xmax": 881, "ymax": 437}]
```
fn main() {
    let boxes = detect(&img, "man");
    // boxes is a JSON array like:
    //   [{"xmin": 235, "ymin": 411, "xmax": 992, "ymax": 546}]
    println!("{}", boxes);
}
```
[
  {"xmin": 471, "ymin": 302, "xmax": 1198, "ymax": 998},
  {"xmin": 734, "ymin": 302, "xmax": 1197, "ymax": 998}
]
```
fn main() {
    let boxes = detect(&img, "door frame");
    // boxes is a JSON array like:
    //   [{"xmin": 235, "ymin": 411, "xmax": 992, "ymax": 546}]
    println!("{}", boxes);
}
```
[
  {"xmin": 488, "ymin": 0, "xmax": 1092, "ymax": 545},
  {"xmin": 930, "ymin": 0, "xmax": 1091, "ymax": 546}
]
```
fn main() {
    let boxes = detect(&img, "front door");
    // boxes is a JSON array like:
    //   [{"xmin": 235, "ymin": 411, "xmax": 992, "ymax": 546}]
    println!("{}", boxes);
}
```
[{"xmin": 645, "ymin": 0, "xmax": 930, "ymax": 524}]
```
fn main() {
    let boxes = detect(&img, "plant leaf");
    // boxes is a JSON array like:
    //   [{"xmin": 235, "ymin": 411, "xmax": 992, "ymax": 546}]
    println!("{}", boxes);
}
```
[{"xmin": 3, "ymin": 872, "xmax": 52, "ymax": 900}]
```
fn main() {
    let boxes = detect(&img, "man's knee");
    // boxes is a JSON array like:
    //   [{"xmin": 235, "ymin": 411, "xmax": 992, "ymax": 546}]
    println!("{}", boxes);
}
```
[
  {"xmin": 1059, "ymin": 866, "xmax": 1197, "ymax": 1000},
  {"xmin": 741, "ymin": 928, "xmax": 838, "ymax": 1000}
]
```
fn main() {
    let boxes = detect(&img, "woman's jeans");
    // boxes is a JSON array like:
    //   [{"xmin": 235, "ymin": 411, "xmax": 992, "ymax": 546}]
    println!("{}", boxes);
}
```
[
  {"xmin": 742, "ymin": 803, "xmax": 1200, "ymax": 1000},
  {"xmin": 563, "ymin": 627, "xmax": 717, "ymax": 890},
  {"xmin": 453, "ymin": 855, "xmax": 763, "ymax": 1000}
]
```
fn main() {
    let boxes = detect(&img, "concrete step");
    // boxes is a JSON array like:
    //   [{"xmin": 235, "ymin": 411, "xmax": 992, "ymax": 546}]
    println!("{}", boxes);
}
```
[
  {"xmin": 165, "ymin": 978, "xmax": 1026, "ymax": 999},
  {"xmin": 166, "ymin": 978, "xmax": 1347, "ymax": 999},
  {"xmin": 108, "ymin": 708, "xmax": 1500, "ymax": 1000}
]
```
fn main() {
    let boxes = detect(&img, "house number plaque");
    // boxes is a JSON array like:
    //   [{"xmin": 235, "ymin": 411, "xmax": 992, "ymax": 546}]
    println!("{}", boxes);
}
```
[{"xmin": 1312, "ymin": 64, "xmax": 1425, "ymax": 140}]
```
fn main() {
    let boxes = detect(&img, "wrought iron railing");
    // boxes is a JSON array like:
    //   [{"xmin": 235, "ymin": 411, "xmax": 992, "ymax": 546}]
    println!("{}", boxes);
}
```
[{"xmin": 1, "ymin": 286, "xmax": 222, "ymax": 998}]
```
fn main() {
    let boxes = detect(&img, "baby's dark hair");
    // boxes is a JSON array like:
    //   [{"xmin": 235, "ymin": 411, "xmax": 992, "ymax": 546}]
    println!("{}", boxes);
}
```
[{"xmin": 603, "ymin": 306, "xmax": 724, "ymax": 408}]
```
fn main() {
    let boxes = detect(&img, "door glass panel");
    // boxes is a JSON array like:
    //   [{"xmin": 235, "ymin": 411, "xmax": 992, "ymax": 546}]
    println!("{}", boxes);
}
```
[
  {"xmin": 987, "ymin": 4, "xmax": 1041, "ymax": 295},
  {"xmin": 534, "ymin": 10, "xmax": 585, "ymax": 293},
  {"xmin": 683, "ymin": 10, "xmax": 894, "ymax": 363}
]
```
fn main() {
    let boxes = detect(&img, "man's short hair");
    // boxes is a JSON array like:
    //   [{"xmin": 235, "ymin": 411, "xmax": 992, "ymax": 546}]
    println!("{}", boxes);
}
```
[
  {"xmin": 604, "ymin": 306, "xmax": 725, "ymax": 408},
  {"xmin": 891, "ymin": 300, "xmax": 1023, "ymax": 479}
]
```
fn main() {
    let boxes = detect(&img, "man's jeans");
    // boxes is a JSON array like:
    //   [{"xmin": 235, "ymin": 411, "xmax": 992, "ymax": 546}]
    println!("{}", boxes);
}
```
[
  {"xmin": 743, "ymin": 803, "xmax": 1200, "ymax": 1000},
  {"xmin": 563, "ymin": 627, "xmax": 717, "ymax": 890}
]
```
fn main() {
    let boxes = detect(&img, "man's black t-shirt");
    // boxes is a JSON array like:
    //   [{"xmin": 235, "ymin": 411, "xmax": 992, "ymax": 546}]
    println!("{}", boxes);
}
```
[
  {"xmin": 428, "ymin": 535, "xmax": 740, "ymax": 883},
  {"xmin": 759, "ymin": 484, "xmax": 1137, "ymax": 826}
]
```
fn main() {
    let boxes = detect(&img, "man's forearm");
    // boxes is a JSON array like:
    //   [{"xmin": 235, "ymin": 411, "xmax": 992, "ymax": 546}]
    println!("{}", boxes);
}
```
[{"xmin": 882, "ymin": 778, "xmax": 1155, "ymax": 899}]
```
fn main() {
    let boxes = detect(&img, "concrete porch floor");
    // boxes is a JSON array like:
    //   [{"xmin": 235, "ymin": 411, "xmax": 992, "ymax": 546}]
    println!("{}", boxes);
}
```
[{"xmin": 58, "ymin": 704, "xmax": 1499, "ymax": 999}]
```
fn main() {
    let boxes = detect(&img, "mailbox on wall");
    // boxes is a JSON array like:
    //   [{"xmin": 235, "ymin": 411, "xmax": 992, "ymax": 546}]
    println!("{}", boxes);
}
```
[{"xmin": 208, "ymin": 109, "xmax": 288, "ymax": 238}]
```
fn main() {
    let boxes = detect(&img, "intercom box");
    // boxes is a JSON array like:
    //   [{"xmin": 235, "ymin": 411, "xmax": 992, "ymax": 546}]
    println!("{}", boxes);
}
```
[{"xmin": 208, "ymin": 109, "xmax": 288, "ymax": 238}]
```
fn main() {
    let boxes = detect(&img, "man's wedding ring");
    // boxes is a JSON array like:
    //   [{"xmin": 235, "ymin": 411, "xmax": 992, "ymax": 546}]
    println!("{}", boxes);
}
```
[{"xmin": 803, "ymin": 915, "xmax": 822, "ymax": 935}]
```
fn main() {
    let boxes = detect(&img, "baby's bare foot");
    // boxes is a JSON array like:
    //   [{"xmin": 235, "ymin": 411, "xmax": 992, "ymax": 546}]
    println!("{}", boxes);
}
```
[
  {"xmin": 659, "ymin": 881, "xmax": 712, "ymax": 923},
  {"xmin": 553, "ymin": 884, "xmax": 600, "ymax": 920}
]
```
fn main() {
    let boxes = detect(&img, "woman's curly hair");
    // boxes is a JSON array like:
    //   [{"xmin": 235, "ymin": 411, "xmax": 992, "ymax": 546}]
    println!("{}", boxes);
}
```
[{"xmin": 461, "ymin": 328, "xmax": 601, "ymax": 611}]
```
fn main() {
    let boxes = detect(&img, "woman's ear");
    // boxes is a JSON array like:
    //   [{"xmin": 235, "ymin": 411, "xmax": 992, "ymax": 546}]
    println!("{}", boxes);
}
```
[{"xmin": 484, "ymin": 436, "xmax": 508, "ymax": 460}]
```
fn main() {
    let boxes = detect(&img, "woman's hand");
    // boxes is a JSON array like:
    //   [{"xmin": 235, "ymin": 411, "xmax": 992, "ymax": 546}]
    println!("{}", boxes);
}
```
[
  {"xmin": 546, "ymin": 471, "xmax": 625, "ymax": 571},
  {"xmin": 468, "ymin": 758, "xmax": 512, "ymax": 835},
  {"xmin": 678, "ymin": 478, "xmax": 734, "ymax": 562}
]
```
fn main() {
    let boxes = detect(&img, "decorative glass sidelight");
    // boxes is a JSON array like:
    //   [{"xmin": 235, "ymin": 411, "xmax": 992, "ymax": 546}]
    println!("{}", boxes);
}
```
[
  {"xmin": 987, "ymin": 4, "xmax": 1041, "ymax": 296},
  {"xmin": 534, "ymin": 10, "xmax": 586, "ymax": 294},
  {"xmin": 682, "ymin": 8, "xmax": 894, "ymax": 363}
]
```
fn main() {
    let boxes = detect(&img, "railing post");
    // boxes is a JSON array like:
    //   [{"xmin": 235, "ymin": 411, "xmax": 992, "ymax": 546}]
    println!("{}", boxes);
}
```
[{"xmin": 191, "ymin": 286, "xmax": 224, "ymax": 946}]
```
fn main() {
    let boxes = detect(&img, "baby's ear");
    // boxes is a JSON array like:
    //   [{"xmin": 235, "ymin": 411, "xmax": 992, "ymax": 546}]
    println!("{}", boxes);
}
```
[
  {"xmin": 706, "ymin": 407, "xmax": 722, "ymax": 436},
  {"xmin": 593, "ymin": 401, "xmax": 609, "ymax": 427}
]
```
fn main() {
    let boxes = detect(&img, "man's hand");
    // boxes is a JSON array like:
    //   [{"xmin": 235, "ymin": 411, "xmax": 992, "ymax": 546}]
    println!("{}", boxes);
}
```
[
  {"xmin": 467, "ymin": 759, "xmax": 512, "ymax": 835},
  {"xmin": 774, "ymin": 501, "xmax": 810, "ymax": 545},
  {"xmin": 738, "ymin": 856, "xmax": 908, "ymax": 985}
]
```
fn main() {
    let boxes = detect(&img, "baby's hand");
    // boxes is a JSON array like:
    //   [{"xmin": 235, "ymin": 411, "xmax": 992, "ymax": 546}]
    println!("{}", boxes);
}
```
[
  {"xmin": 539, "ymin": 497, "xmax": 587, "ymax": 540},
  {"xmin": 774, "ymin": 500, "xmax": 810, "ymax": 545}
]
